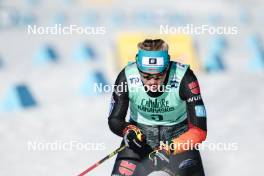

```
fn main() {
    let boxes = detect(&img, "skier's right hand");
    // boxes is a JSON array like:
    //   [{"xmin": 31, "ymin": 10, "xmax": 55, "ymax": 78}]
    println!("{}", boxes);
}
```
[{"xmin": 123, "ymin": 125, "xmax": 148, "ymax": 155}]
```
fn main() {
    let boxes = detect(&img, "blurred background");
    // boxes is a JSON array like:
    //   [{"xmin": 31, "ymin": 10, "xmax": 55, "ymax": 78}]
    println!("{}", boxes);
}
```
[{"xmin": 0, "ymin": 0, "xmax": 264, "ymax": 175}]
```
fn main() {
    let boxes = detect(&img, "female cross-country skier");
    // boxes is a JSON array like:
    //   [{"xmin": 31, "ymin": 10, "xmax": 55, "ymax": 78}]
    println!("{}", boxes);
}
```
[{"xmin": 108, "ymin": 39, "xmax": 207, "ymax": 176}]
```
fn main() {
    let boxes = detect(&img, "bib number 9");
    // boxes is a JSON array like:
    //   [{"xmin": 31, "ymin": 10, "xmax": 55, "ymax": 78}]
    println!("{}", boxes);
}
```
[{"xmin": 150, "ymin": 114, "xmax": 163, "ymax": 121}]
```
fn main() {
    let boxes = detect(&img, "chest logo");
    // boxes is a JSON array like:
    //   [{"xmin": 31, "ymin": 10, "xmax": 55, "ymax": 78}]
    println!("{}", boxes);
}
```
[{"xmin": 137, "ymin": 98, "xmax": 175, "ymax": 113}]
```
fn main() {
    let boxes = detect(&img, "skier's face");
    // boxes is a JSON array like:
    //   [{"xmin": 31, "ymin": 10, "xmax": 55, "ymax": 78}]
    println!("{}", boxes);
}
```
[{"xmin": 139, "ymin": 70, "xmax": 167, "ymax": 91}]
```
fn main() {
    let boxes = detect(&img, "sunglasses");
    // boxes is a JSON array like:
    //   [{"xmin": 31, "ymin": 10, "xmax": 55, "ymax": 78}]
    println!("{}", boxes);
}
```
[{"xmin": 139, "ymin": 70, "xmax": 167, "ymax": 80}]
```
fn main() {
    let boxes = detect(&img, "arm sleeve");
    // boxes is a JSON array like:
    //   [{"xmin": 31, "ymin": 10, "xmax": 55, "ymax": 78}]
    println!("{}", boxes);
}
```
[
  {"xmin": 108, "ymin": 68, "xmax": 130, "ymax": 137},
  {"xmin": 172, "ymin": 68, "xmax": 207, "ymax": 153}
]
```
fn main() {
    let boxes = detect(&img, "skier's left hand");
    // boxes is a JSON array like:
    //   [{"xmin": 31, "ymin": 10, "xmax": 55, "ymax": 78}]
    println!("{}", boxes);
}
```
[{"xmin": 149, "ymin": 146, "xmax": 170, "ymax": 167}]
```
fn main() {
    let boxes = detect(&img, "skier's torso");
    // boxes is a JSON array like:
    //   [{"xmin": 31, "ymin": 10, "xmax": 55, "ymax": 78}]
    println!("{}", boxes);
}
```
[{"xmin": 125, "ymin": 61, "xmax": 189, "ymax": 126}]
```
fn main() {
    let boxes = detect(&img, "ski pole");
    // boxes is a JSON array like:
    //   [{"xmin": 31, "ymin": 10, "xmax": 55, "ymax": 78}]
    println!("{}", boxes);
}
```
[{"xmin": 78, "ymin": 145, "xmax": 126, "ymax": 176}]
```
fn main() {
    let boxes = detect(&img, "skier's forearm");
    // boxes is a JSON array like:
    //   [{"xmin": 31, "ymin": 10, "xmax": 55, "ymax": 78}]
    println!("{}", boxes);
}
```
[
  {"xmin": 171, "ymin": 125, "xmax": 207, "ymax": 154},
  {"xmin": 108, "ymin": 98, "xmax": 130, "ymax": 137},
  {"xmin": 172, "ymin": 95, "xmax": 207, "ymax": 153}
]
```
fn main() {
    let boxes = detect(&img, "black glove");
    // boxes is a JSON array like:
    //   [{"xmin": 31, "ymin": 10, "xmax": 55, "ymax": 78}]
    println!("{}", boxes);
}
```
[{"xmin": 123, "ymin": 125, "xmax": 152, "ymax": 156}]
